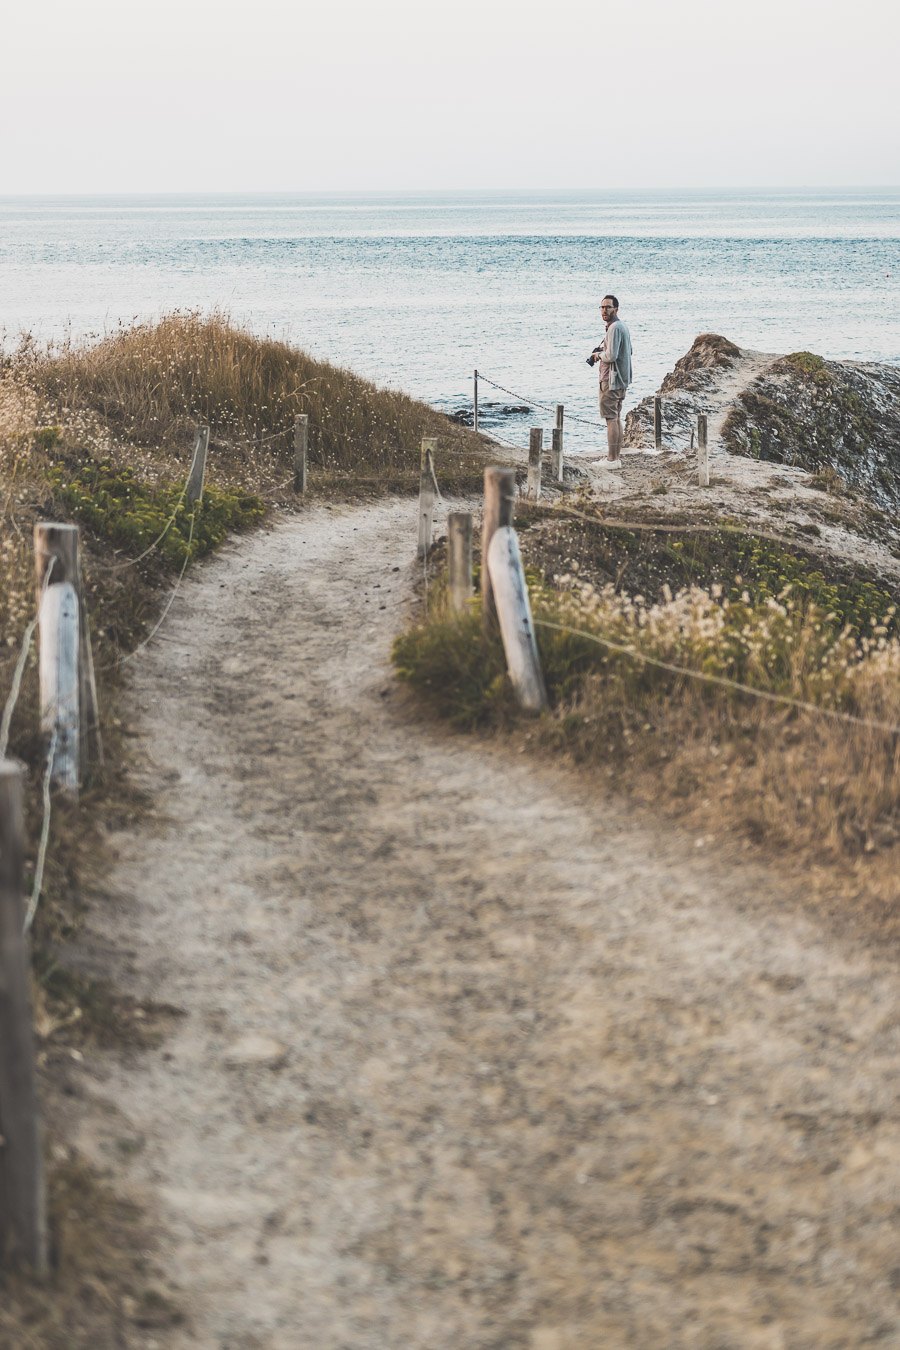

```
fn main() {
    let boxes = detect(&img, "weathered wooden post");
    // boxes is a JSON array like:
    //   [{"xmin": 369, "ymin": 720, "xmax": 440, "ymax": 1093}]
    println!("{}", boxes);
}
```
[
  {"xmin": 34, "ymin": 524, "xmax": 81, "ymax": 793},
  {"xmin": 654, "ymin": 397, "xmax": 662, "ymax": 451},
  {"xmin": 486, "ymin": 528, "xmax": 548, "ymax": 712},
  {"xmin": 482, "ymin": 466, "xmax": 516, "ymax": 625},
  {"xmin": 0, "ymin": 762, "xmax": 47, "ymax": 1273},
  {"xmin": 528, "ymin": 427, "xmax": 543, "ymax": 500},
  {"xmin": 293, "ymin": 414, "xmax": 308, "ymax": 494},
  {"xmin": 448, "ymin": 512, "xmax": 474, "ymax": 613},
  {"xmin": 551, "ymin": 428, "xmax": 563, "ymax": 485},
  {"xmin": 553, "ymin": 404, "xmax": 564, "ymax": 484},
  {"xmin": 473, "ymin": 370, "xmax": 479, "ymax": 434},
  {"xmin": 186, "ymin": 425, "xmax": 210, "ymax": 504},
  {"xmin": 698, "ymin": 414, "xmax": 709, "ymax": 488},
  {"xmin": 417, "ymin": 437, "xmax": 437, "ymax": 560}
]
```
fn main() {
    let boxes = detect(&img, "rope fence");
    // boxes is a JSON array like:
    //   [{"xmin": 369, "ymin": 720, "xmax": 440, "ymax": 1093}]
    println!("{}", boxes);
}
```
[
  {"xmin": 532, "ymin": 619, "xmax": 900, "ymax": 738},
  {"xmin": 0, "ymin": 366, "xmax": 885, "ymax": 1275},
  {"xmin": 476, "ymin": 369, "xmax": 606, "ymax": 431},
  {"xmin": 107, "ymin": 511, "xmax": 198, "ymax": 670},
  {"xmin": 519, "ymin": 498, "xmax": 818, "ymax": 556},
  {"xmin": 23, "ymin": 728, "xmax": 57, "ymax": 934},
  {"xmin": 0, "ymin": 560, "xmax": 56, "ymax": 760}
]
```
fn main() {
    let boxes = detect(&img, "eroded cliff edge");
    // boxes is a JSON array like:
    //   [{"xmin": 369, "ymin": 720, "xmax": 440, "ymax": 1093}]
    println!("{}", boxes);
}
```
[{"xmin": 626, "ymin": 334, "xmax": 900, "ymax": 510}]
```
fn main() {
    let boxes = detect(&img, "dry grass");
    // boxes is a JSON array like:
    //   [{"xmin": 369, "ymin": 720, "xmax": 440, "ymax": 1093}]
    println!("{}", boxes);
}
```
[
  {"xmin": 13, "ymin": 310, "xmax": 492, "ymax": 493},
  {"xmin": 394, "ymin": 512, "xmax": 900, "ymax": 910},
  {"xmin": 0, "ymin": 314, "xmax": 499, "ymax": 1340}
]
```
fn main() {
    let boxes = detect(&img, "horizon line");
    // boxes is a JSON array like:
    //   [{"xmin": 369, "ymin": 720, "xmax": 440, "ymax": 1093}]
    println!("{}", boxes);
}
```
[{"xmin": 2, "ymin": 185, "xmax": 900, "ymax": 202}]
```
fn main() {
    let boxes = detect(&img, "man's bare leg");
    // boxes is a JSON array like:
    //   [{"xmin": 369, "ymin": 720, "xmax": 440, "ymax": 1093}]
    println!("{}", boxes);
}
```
[{"xmin": 606, "ymin": 416, "xmax": 622, "ymax": 461}]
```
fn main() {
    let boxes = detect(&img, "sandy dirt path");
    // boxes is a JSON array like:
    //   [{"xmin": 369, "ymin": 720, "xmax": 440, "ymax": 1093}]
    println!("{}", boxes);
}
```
[{"xmin": 70, "ymin": 498, "xmax": 900, "ymax": 1350}]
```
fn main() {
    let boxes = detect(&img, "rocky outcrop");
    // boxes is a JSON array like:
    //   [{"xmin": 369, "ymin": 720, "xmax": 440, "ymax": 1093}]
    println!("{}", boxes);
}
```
[
  {"xmin": 625, "ymin": 334, "xmax": 745, "ymax": 450},
  {"xmin": 721, "ymin": 353, "xmax": 900, "ymax": 509},
  {"xmin": 627, "ymin": 334, "xmax": 900, "ymax": 511}
]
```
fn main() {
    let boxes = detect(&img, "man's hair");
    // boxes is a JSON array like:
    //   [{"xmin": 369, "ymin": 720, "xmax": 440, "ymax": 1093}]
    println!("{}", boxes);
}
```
[{"xmin": 603, "ymin": 294, "xmax": 619, "ymax": 309}]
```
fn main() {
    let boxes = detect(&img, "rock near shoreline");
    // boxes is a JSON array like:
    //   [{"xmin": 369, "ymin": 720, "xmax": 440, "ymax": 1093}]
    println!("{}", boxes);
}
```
[{"xmin": 627, "ymin": 334, "xmax": 900, "ymax": 510}]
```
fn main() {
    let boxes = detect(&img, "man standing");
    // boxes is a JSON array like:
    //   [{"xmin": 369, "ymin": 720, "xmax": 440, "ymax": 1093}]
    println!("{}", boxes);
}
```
[{"xmin": 587, "ymin": 295, "xmax": 632, "ymax": 462}]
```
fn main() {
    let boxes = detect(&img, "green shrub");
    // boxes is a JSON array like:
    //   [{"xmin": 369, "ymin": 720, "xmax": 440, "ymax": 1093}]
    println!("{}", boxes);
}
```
[{"xmin": 47, "ymin": 460, "xmax": 264, "ymax": 568}]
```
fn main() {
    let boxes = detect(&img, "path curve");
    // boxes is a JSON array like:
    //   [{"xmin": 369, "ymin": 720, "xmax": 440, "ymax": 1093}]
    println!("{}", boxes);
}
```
[{"xmin": 73, "ymin": 499, "xmax": 900, "ymax": 1349}]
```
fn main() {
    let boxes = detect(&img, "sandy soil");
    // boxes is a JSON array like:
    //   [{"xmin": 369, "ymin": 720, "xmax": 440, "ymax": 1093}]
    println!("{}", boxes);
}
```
[
  {"xmin": 584, "ymin": 348, "xmax": 900, "ymax": 587},
  {"xmin": 64, "ymin": 496, "xmax": 900, "ymax": 1350}
]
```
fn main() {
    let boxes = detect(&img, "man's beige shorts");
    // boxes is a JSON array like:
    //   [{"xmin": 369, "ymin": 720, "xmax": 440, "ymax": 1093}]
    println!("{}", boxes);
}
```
[{"xmin": 599, "ymin": 384, "xmax": 626, "ymax": 419}]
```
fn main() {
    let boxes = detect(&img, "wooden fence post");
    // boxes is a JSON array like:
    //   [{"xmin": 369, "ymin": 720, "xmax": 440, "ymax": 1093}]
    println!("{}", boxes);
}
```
[
  {"xmin": 528, "ymin": 427, "xmax": 543, "ymax": 500},
  {"xmin": 39, "ymin": 584, "xmax": 80, "ymax": 793},
  {"xmin": 482, "ymin": 467, "xmax": 516, "ymax": 625},
  {"xmin": 34, "ymin": 524, "xmax": 81, "ymax": 793},
  {"xmin": 186, "ymin": 425, "xmax": 209, "ymax": 504},
  {"xmin": 417, "ymin": 438, "xmax": 437, "ymax": 560},
  {"xmin": 553, "ymin": 404, "xmax": 564, "ymax": 484},
  {"xmin": 551, "ymin": 428, "xmax": 563, "ymax": 485},
  {"xmin": 473, "ymin": 370, "xmax": 479, "ymax": 434},
  {"xmin": 486, "ymin": 528, "xmax": 548, "ymax": 712},
  {"xmin": 448, "ymin": 513, "xmax": 473, "ymax": 613},
  {"xmin": 698, "ymin": 414, "xmax": 709, "ymax": 488},
  {"xmin": 293, "ymin": 414, "xmax": 308, "ymax": 494},
  {"xmin": 654, "ymin": 397, "xmax": 662, "ymax": 451},
  {"xmin": 0, "ymin": 762, "xmax": 47, "ymax": 1274}
]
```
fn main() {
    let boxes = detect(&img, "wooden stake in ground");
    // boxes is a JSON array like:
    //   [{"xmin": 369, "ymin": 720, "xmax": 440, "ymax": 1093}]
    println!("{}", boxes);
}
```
[
  {"xmin": 482, "ymin": 467, "xmax": 516, "ymax": 625},
  {"xmin": 448, "ymin": 513, "xmax": 474, "ymax": 612},
  {"xmin": 0, "ymin": 762, "xmax": 46, "ymax": 1273},
  {"xmin": 553, "ymin": 404, "xmax": 565, "ymax": 484},
  {"xmin": 473, "ymin": 370, "xmax": 479, "ymax": 434},
  {"xmin": 187, "ymin": 425, "xmax": 210, "ymax": 504},
  {"xmin": 698, "ymin": 414, "xmax": 709, "ymax": 488},
  {"xmin": 528, "ymin": 428, "xmax": 543, "ymax": 500},
  {"xmin": 654, "ymin": 397, "xmax": 663, "ymax": 451},
  {"xmin": 417, "ymin": 438, "xmax": 437, "ymax": 560},
  {"xmin": 551, "ymin": 428, "xmax": 563, "ymax": 485},
  {"xmin": 34, "ymin": 523, "xmax": 82, "ymax": 793},
  {"xmin": 293, "ymin": 414, "xmax": 308, "ymax": 494},
  {"xmin": 486, "ymin": 527, "xmax": 548, "ymax": 712}
]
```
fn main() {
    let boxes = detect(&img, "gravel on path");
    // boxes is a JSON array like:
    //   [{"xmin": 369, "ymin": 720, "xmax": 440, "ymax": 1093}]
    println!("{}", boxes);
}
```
[{"xmin": 69, "ymin": 498, "xmax": 900, "ymax": 1350}]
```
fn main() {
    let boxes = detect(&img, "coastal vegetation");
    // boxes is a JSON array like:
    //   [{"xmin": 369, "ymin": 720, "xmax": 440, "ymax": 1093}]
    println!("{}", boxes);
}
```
[
  {"xmin": 394, "ymin": 507, "xmax": 900, "ymax": 878},
  {"xmin": 721, "ymin": 350, "xmax": 894, "ymax": 499},
  {"xmin": 1, "ymin": 307, "xmax": 491, "ymax": 967},
  {"xmin": 0, "ymin": 313, "xmax": 492, "ymax": 1346},
  {"xmin": 16, "ymin": 310, "xmax": 489, "ymax": 492}
]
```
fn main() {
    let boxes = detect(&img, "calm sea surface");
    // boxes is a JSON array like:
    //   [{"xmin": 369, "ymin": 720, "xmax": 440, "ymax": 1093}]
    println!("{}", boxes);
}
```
[{"xmin": 1, "ymin": 190, "xmax": 898, "ymax": 454}]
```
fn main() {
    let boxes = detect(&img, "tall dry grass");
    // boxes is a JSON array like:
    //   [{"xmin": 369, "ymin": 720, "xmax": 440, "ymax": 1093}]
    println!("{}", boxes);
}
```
[
  {"xmin": 395, "ymin": 556, "xmax": 900, "ymax": 883},
  {"xmin": 13, "ymin": 311, "xmax": 490, "ymax": 490},
  {"xmin": 535, "ymin": 579, "xmax": 900, "ymax": 863}
]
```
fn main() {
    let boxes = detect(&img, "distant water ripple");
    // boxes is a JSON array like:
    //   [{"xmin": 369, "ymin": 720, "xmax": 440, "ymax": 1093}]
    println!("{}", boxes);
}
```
[{"xmin": 1, "ymin": 189, "xmax": 898, "ymax": 454}]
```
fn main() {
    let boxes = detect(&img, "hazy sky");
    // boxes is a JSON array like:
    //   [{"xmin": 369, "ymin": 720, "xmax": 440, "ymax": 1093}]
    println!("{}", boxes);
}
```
[{"xmin": 3, "ymin": 0, "xmax": 897, "ymax": 193}]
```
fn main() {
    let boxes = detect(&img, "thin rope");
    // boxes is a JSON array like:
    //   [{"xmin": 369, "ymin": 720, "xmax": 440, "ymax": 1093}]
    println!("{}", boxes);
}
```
[
  {"xmin": 521, "ymin": 500, "xmax": 825, "ymax": 556},
  {"xmin": 109, "ymin": 511, "xmax": 197, "ymax": 669},
  {"xmin": 23, "ymin": 726, "xmax": 57, "ymax": 933},
  {"xmin": 564, "ymin": 409, "xmax": 606, "ymax": 429},
  {"xmin": 0, "ymin": 558, "xmax": 56, "ymax": 758},
  {"xmin": 476, "ymin": 373, "xmax": 557, "ymax": 412},
  {"xmin": 108, "ymin": 477, "xmax": 189, "ymax": 571},
  {"xmin": 533, "ymin": 619, "xmax": 900, "ymax": 737},
  {"xmin": 0, "ymin": 618, "xmax": 38, "ymax": 759}
]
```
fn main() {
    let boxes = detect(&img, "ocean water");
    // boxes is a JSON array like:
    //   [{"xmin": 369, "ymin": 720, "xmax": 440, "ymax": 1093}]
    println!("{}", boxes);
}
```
[{"xmin": 1, "ymin": 189, "xmax": 898, "ymax": 455}]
